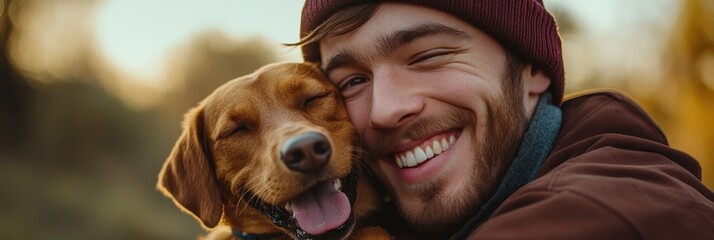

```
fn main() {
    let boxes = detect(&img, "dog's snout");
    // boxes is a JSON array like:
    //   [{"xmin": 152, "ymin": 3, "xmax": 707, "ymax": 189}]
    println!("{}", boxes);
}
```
[{"xmin": 280, "ymin": 132, "xmax": 331, "ymax": 173}]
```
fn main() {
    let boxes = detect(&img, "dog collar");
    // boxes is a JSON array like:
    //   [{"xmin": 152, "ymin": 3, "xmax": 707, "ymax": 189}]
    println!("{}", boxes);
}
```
[{"xmin": 231, "ymin": 228, "xmax": 283, "ymax": 240}]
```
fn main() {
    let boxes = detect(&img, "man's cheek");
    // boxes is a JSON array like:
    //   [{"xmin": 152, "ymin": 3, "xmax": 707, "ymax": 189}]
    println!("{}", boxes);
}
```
[{"xmin": 345, "ymin": 101, "xmax": 369, "ymax": 133}]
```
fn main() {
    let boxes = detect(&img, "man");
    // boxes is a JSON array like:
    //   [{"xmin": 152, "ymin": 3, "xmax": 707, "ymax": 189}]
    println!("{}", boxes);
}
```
[{"xmin": 293, "ymin": 1, "xmax": 714, "ymax": 239}]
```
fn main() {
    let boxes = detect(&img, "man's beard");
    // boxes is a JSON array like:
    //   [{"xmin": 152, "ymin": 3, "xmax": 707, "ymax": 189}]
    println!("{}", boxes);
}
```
[{"xmin": 363, "ymin": 60, "xmax": 528, "ymax": 234}]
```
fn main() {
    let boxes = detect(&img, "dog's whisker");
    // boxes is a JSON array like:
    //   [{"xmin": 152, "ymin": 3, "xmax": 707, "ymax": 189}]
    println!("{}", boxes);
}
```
[
  {"xmin": 244, "ymin": 184, "xmax": 283, "ymax": 217},
  {"xmin": 234, "ymin": 175, "xmax": 270, "ymax": 217},
  {"xmin": 243, "ymin": 180, "xmax": 266, "ymax": 201},
  {"xmin": 356, "ymin": 159, "xmax": 375, "ymax": 177},
  {"xmin": 349, "ymin": 147, "xmax": 373, "ymax": 172},
  {"xmin": 352, "ymin": 145, "xmax": 372, "ymax": 159},
  {"xmin": 237, "ymin": 188, "xmax": 254, "ymax": 216},
  {"xmin": 235, "ymin": 201, "xmax": 246, "ymax": 219}
]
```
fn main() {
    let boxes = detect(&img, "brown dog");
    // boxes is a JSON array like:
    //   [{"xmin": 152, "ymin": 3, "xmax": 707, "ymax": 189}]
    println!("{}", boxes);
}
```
[{"xmin": 157, "ymin": 62, "xmax": 391, "ymax": 240}]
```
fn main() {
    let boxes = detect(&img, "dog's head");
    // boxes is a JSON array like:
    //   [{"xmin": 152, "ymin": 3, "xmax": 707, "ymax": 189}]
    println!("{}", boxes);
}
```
[{"xmin": 157, "ymin": 62, "xmax": 363, "ymax": 240}]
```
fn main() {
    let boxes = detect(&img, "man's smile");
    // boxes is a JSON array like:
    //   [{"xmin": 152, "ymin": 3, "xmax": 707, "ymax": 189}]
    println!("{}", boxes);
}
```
[
  {"xmin": 380, "ymin": 130, "xmax": 463, "ymax": 184},
  {"xmin": 394, "ymin": 131, "xmax": 460, "ymax": 168}
]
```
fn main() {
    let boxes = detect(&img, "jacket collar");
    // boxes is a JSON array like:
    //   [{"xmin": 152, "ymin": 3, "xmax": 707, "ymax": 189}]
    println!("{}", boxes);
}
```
[{"xmin": 449, "ymin": 93, "xmax": 563, "ymax": 240}]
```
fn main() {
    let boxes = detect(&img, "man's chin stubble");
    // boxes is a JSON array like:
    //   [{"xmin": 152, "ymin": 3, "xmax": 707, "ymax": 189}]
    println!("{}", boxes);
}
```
[
  {"xmin": 364, "ymin": 109, "xmax": 489, "ymax": 232},
  {"xmin": 390, "ymin": 100, "xmax": 525, "ymax": 234},
  {"xmin": 394, "ymin": 160, "xmax": 485, "ymax": 232}
]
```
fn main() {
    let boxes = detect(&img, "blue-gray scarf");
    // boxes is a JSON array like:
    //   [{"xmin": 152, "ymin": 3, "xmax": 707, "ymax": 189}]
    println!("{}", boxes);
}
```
[{"xmin": 449, "ymin": 93, "xmax": 562, "ymax": 240}]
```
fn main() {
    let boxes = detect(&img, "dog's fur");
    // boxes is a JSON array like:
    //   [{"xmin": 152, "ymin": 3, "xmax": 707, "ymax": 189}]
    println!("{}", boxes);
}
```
[{"xmin": 157, "ymin": 62, "xmax": 390, "ymax": 240}]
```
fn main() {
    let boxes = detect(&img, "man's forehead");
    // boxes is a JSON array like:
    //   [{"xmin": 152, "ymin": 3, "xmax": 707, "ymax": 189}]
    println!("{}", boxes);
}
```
[
  {"xmin": 320, "ymin": 22, "xmax": 472, "ymax": 73},
  {"xmin": 318, "ymin": 3, "xmax": 480, "ymax": 62}
]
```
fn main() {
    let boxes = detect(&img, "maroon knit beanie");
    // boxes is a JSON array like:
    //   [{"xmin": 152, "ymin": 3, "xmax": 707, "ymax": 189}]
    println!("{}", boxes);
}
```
[{"xmin": 299, "ymin": 0, "xmax": 564, "ymax": 104}]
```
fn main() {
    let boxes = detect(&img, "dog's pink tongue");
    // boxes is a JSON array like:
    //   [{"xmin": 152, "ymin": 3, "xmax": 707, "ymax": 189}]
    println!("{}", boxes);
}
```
[{"xmin": 292, "ymin": 181, "xmax": 350, "ymax": 235}]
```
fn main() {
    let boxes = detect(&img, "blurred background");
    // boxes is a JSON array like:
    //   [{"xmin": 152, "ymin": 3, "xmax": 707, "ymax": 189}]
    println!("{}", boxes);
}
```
[{"xmin": 0, "ymin": 0, "xmax": 711, "ymax": 239}]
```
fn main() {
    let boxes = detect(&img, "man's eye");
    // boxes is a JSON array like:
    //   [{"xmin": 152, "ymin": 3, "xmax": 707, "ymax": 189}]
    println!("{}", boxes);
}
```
[
  {"xmin": 411, "ymin": 52, "xmax": 446, "ymax": 64},
  {"xmin": 409, "ymin": 48, "xmax": 459, "ymax": 65},
  {"xmin": 338, "ymin": 76, "xmax": 370, "ymax": 91}
]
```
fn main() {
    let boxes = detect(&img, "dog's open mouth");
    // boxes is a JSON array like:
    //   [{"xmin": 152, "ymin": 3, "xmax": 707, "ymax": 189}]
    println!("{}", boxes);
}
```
[
  {"xmin": 287, "ymin": 177, "xmax": 352, "ymax": 235},
  {"xmin": 242, "ymin": 166, "xmax": 359, "ymax": 240}
]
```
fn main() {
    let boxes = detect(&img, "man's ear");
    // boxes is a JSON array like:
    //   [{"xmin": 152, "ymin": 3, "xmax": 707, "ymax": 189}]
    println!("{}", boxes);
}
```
[
  {"xmin": 524, "ymin": 64, "xmax": 551, "ymax": 95},
  {"xmin": 523, "ymin": 64, "xmax": 552, "ymax": 113},
  {"xmin": 157, "ymin": 106, "xmax": 223, "ymax": 229}
]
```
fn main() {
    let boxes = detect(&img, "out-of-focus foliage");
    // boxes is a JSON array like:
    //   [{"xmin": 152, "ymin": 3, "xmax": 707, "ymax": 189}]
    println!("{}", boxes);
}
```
[
  {"xmin": 551, "ymin": 0, "xmax": 714, "ymax": 187},
  {"xmin": 0, "ymin": 0, "xmax": 711, "ymax": 239},
  {"xmin": 655, "ymin": 0, "xmax": 714, "ymax": 188},
  {"xmin": 0, "ymin": 0, "xmax": 277, "ymax": 239},
  {"xmin": 160, "ymin": 30, "xmax": 278, "ymax": 125}
]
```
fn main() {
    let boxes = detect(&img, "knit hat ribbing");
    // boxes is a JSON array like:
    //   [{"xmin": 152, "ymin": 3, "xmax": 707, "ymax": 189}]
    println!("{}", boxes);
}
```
[{"xmin": 300, "ymin": 0, "xmax": 564, "ymax": 104}]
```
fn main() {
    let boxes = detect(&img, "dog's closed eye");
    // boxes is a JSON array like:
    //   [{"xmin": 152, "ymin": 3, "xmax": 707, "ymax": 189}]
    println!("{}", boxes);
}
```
[
  {"xmin": 217, "ymin": 121, "xmax": 253, "ymax": 140},
  {"xmin": 302, "ymin": 91, "xmax": 332, "ymax": 110}
]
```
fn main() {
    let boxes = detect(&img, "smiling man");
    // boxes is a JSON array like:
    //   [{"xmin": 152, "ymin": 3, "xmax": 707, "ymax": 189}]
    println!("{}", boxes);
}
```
[{"xmin": 293, "ymin": 1, "xmax": 714, "ymax": 239}]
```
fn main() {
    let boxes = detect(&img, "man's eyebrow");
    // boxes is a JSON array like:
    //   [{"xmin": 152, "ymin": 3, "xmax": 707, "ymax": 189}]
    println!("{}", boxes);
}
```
[
  {"xmin": 323, "ymin": 23, "xmax": 469, "ymax": 75},
  {"xmin": 323, "ymin": 49, "xmax": 359, "ymax": 78},
  {"xmin": 378, "ymin": 23, "xmax": 469, "ymax": 57}
]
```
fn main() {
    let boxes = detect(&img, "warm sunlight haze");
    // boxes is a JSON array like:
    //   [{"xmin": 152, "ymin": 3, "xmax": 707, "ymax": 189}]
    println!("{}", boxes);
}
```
[
  {"xmin": 95, "ymin": 0, "xmax": 305, "ymax": 89},
  {"xmin": 2, "ymin": 0, "xmax": 712, "ymax": 239}
]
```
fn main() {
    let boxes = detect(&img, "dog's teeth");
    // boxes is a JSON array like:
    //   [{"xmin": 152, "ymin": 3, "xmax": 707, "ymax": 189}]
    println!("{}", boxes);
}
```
[
  {"xmin": 333, "ymin": 179, "xmax": 342, "ymax": 191},
  {"xmin": 284, "ymin": 202, "xmax": 293, "ymax": 213}
]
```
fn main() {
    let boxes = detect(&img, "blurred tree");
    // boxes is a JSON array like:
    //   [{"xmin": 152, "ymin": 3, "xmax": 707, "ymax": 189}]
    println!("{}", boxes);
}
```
[
  {"xmin": 0, "ymin": 0, "xmax": 32, "ymax": 151},
  {"xmin": 159, "ymin": 30, "xmax": 278, "ymax": 128},
  {"xmin": 550, "ymin": 0, "xmax": 714, "ymax": 189},
  {"xmin": 667, "ymin": 0, "xmax": 714, "ymax": 93},
  {"xmin": 0, "ymin": 1, "xmax": 282, "ymax": 239},
  {"xmin": 547, "ymin": 5, "xmax": 579, "ymax": 37},
  {"xmin": 1, "ymin": 79, "xmax": 202, "ymax": 240},
  {"xmin": 657, "ymin": 0, "xmax": 714, "ymax": 188}
]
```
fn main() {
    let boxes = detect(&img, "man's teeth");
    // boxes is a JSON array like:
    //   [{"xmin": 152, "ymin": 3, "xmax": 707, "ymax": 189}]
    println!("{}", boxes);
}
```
[{"xmin": 395, "ymin": 134, "xmax": 456, "ymax": 168}]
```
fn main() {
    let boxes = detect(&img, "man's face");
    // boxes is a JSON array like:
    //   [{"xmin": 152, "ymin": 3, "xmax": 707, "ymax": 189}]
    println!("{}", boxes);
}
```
[{"xmin": 319, "ymin": 3, "xmax": 543, "ymax": 231}]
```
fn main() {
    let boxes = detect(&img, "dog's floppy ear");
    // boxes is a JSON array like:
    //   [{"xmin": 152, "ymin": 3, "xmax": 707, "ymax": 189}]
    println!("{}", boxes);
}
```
[{"xmin": 157, "ymin": 106, "xmax": 223, "ymax": 229}]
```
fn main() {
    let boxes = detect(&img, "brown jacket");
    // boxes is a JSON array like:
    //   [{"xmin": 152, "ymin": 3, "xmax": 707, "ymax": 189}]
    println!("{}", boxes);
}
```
[{"xmin": 469, "ymin": 91, "xmax": 714, "ymax": 239}]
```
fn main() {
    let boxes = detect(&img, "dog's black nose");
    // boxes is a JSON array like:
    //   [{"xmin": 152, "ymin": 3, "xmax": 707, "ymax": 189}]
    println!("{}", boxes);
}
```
[{"xmin": 280, "ymin": 132, "xmax": 331, "ymax": 173}]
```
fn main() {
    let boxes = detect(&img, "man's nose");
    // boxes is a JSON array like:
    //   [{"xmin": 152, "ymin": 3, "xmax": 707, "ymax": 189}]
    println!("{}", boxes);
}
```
[{"xmin": 368, "ymin": 69, "xmax": 423, "ymax": 129}]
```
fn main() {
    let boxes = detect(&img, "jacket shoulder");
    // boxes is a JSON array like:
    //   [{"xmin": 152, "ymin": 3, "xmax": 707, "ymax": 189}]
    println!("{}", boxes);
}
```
[
  {"xmin": 542, "ymin": 89, "xmax": 703, "ymax": 176},
  {"xmin": 470, "ymin": 90, "xmax": 714, "ymax": 239},
  {"xmin": 559, "ymin": 89, "xmax": 667, "ymax": 145}
]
